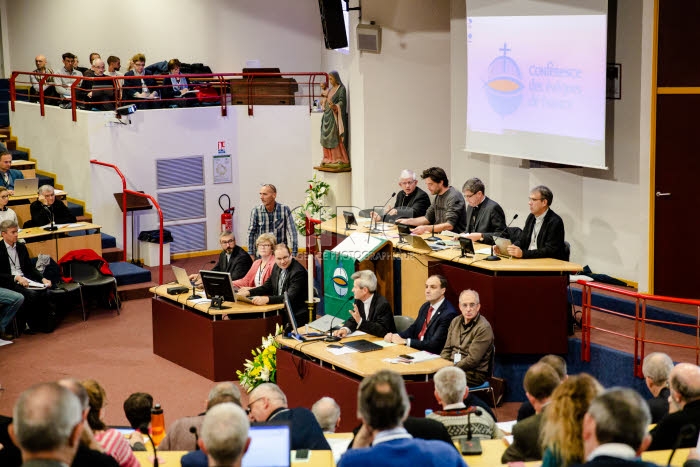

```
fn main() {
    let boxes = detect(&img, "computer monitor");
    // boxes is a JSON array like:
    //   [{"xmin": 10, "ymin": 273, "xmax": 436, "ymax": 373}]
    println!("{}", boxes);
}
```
[
  {"xmin": 396, "ymin": 223, "xmax": 411, "ymax": 244},
  {"xmin": 342, "ymin": 210, "xmax": 357, "ymax": 230},
  {"xmin": 200, "ymin": 270, "xmax": 235, "ymax": 310},
  {"xmin": 459, "ymin": 237, "xmax": 475, "ymax": 257},
  {"xmin": 283, "ymin": 291, "xmax": 300, "ymax": 336},
  {"xmin": 242, "ymin": 422, "xmax": 291, "ymax": 467}
]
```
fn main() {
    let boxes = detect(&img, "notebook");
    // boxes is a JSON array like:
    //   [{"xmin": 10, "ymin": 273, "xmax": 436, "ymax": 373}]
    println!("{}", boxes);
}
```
[
  {"xmin": 13, "ymin": 178, "xmax": 39, "ymax": 197},
  {"xmin": 343, "ymin": 339, "xmax": 382, "ymax": 353}
]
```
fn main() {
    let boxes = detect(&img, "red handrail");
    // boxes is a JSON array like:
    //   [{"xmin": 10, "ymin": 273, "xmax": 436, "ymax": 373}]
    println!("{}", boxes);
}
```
[
  {"xmin": 579, "ymin": 280, "xmax": 700, "ymax": 377},
  {"xmin": 90, "ymin": 160, "xmax": 165, "ymax": 285}
]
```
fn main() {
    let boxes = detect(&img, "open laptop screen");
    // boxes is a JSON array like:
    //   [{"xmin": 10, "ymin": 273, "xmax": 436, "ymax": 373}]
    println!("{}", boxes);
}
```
[{"xmin": 242, "ymin": 422, "xmax": 291, "ymax": 467}]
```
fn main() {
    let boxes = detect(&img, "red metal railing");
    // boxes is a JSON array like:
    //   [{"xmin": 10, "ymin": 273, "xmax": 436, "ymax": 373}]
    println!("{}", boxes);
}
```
[
  {"xmin": 90, "ymin": 160, "xmax": 164, "ymax": 285},
  {"xmin": 11, "ymin": 71, "xmax": 329, "ymax": 121},
  {"xmin": 579, "ymin": 280, "xmax": 700, "ymax": 377}
]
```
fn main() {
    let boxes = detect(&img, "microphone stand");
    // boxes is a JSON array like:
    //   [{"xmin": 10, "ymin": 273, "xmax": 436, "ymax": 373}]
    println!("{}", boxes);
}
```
[
  {"xmin": 425, "ymin": 224, "xmax": 439, "ymax": 242},
  {"xmin": 188, "ymin": 259, "xmax": 216, "ymax": 300},
  {"xmin": 189, "ymin": 426, "xmax": 199, "ymax": 450},
  {"xmin": 368, "ymin": 192, "xmax": 396, "ymax": 235},
  {"xmin": 324, "ymin": 294, "xmax": 355, "ymax": 342},
  {"xmin": 139, "ymin": 424, "xmax": 159, "ymax": 467},
  {"xmin": 42, "ymin": 204, "xmax": 58, "ymax": 231},
  {"xmin": 459, "ymin": 408, "xmax": 483, "ymax": 455},
  {"xmin": 485, "ymin": 214, "xmax": 518, "ymax": 262}
]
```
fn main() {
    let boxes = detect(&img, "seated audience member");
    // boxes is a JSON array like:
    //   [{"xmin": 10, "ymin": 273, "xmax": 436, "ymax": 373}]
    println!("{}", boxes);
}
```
[
  {"xmin": 338, "ymin": 370, "xmax": 466, "ymax": 467},
  {"xmin": 161, "ymin": 59, "xmax": 194, "ymax": 106},
  {"xmin": 160, "ymin": 381, "xmax": 241, "ymax": 451},
  {"xmin": 194, "ymin": 403, "xmax": 250, "ymax": 467},
  {"xmin": 233, "ymin": 233, "xmax": 276, "ymax": 288},
  {"xmin": 501, "ymin": 362, "xmax": 561, "ymax": 463},
  {"xmin": 9, "ymin": 382, "xmax": 84, "ymax": 467},
  {"xmin": 371, "ymin": 169, "xmax": 430, "ymax": 222},
  {"xmin": 396, "ymin": 166, "xmax": 467, "ymax": 235},
  {"xmin": 123, "ymin": 53, "xmax": 159, "ymax": 108},
  {"xmin": 312, "ymin": 397, "xmax": 341, "ymax": 434},
  {"xmin": 642, "ymin": 352, "xmax": 674, "ymax": 424},
  {"xmin": 440, "ymin": 289, "xmax": 494, "ymax": 386},
  {"xmin": 0, "ymin": 187, "xmax": 18, "ymax": 224},
  {"xmin": 83, "ymin": 58, "xmax": 114, "ymax": 111},
  {"xmin": 0, "ymin": 220, "xmax": 52, "ymax": 334},
  {"xmin": 0, "ymin": 151, "xmax": 24, "ymax": 193},
  {"xmin": 518, "ymin": 354, "xmax": 568, "ymax": 421},
  {"xmin": 54, "ymin": 52, "xmax": 83, "ymax": 109},
  {"xmin": 246, "ymin": 184, "xmax": 298, "ymax": 258},
  {"xmin": 540, "ymin": 373, "xmax": 603, "ymax": 467},
  {"xmin": 428, "ymin": 366, "xmax": 499, "ymax": 441},
  {"xmin": 649, "ymin": 362, "xmax": 700, "ymax": 450},
  {"xmin": 58, "ymin": 378, "xmax": 121, "ymax": 467},
  {"xmin": 501, "ymin": 185, "xmax": 568, "ymax": 261},
  {"xmin": 105, "ymin": 56, "xmax": 122, "ymax": 77},
  {"xmin": 247, "ymin": 383, "xmax": 330, "ymax": 450},
  {"xmin": 30, "ymin": 184, "xmax": 77, "ymax": 226},
  {"xmin": 189, "ymin": 231, "xmax": 252, "ymax": 286},
  {"xmin": 29, "ymin": 54, "xmax": 57, "ymax": 103},
  {"xmin": 122, "ymin": 392, "xmax": 153, "ymax": 451},
  {"xmin": 239, "ymin": 243, "xmax": 309, "ymax": 325},
  {"xmin": 385, "ymin": 275, "xmax": 457, "ymax": 354},
  {"xmin": 0, "ymin": 284, "xmax": 23, "ymax": 342},
  {"xmin": 580, "ymin": 388, "xmax": 656, "ymax": 466},
  {"xmin": 81, "ymin": 379, "xmax": 140, "ymax": 467},
  {"xmin": 460, "ymin": 177, "xmax": 507, "ymax": 245},
  {"xmin": 333, "ymin": 270, "xmax": 396, "ymax": 338}
]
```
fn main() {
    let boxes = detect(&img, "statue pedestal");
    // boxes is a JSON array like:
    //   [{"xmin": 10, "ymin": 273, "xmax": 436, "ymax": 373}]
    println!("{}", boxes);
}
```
[{"xmin": 313, "ymin": 167, "xmax": 351, "ymax": 210}]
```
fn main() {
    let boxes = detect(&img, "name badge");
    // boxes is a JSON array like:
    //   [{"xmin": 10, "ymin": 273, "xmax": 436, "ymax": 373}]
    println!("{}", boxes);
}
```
[{"xmin": 453, "ymin": 353, "xmax": 462, "ymax": 364}]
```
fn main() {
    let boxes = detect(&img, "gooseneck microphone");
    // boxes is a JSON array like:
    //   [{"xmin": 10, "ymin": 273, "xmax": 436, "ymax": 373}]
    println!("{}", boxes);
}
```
[
  {"xmin": 485, "ymin": 214, "xmax": 518, "ymax": 262},
  {"xmin": 324, "ymin": 293, "xmax": 355, "ymax": 342},
  {"xmin": 460, "ymin": 407, "xmax": 484, "ymax": 455},
  {"xmin": 139, "ymin": 424, "xmax": 159, "ymax": 467},
  {"xmin": 425, "ymin": 223, "xmax": 439, "ymax": 242},
  {"xmin": 42, "ymin": 204, "xmax": 58, "ymax": 231},
  {"xmin": 369, "ymin": 192, "xmax": 396, "ymax": 235},
  {"xmin": 189, "ymin": 426, "xmax": 199, "ymax": 450},
  {"xmin": 188, "ymin": 259, "xmax": 216, "ymax": 300}
]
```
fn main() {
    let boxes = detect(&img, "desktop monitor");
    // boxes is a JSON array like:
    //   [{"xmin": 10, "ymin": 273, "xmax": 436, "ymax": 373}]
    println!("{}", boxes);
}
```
[
  {"xmin": 396, "ymin": 223, "xmax": 411, "ymax": 236},
  {"xmin": 283, "ymin": 291, "xmax": 300, "ymax": 335},
  {"xmin": 200, "ymin": 270, "xmax": 235, "ymax": 310},
  {"xmin": 242, "ymin": 422, "xmax": 291, "ymax": 467},
  {"xmin": 459, "ymin": 237, "xmax": 475, "ymax": 256},
  {"xmin": 342, "ymin": 210, "xmax": 357, "ymax": 230}
]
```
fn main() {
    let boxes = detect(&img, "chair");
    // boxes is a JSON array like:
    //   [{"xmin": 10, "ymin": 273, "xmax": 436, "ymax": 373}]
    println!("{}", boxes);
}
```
[
  {"xmin": 65, "ymin": 261, "xmax": 120, "ymax": 314},
  {"xmin": 468, "ymin": 344, "xmax": 504, "ymax": 407},
  {"xmin": 48, "ymin": 282, "xmax": 85, "ymax": 321},
  {"xmin": 393, "ymin": 315, "xmax": 415, "ymax": 334}
]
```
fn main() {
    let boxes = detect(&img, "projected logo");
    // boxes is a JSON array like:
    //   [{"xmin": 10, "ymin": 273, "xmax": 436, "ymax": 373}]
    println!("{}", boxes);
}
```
[
  {"xmin": 332, "ymin": 266, "xmax": 349, "ymax": 297},
  {"xmin": 484, "ymin": 43, "xmax": 523, "ymax": 116}
]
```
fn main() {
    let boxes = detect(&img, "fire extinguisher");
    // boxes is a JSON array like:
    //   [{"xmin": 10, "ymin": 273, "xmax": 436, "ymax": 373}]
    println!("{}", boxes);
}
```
[{"xmin": 219, "ymin": 194, "xmax": 234, "ymax": 233}]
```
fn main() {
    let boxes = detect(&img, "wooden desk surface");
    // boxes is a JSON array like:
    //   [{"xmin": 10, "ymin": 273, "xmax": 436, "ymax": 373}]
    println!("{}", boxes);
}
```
[
  {"xmin": 134, "ymin": 450, "xmax": 335, "ymax": 467},
  {"xmin": 150, "ymin": 286, "xmax": 284, "ymax": 317},
  {"xmin": 19, "ymin": 222, "xmax": 101, "ymax": 240},
  {"xmin": 320, "ymin": 218, "xmax": 581, "ymax": 273},
  {"xmin": 9, "ymin": 189, "xmax": 66, "ymax": 202},
  {"xmin": 276, "ymin": 333, "xmax": 451, "ymax": 378}
]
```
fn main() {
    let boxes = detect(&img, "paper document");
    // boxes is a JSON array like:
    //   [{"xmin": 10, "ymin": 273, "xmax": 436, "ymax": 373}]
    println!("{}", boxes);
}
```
[
  {"xmin": 496, "ymin": 420, "xmax": 517, "ymax": 435},
  {"xmin": 0, "ymin": 338, "xmax": 13, "ymax": 346},
  {"xmin": 476, "ymin": 247, "xmax": 492, "ymax": 255},
  {"xmin": 326, "ymin": 346, "xmax": 357, "ymax": 355},
  {"xmin": 373, "ymin": 340, "xmax": 396, "ymax": 348},
  {"xmin": 347, "ymin": 330, "xmax": 366, "ymax": 337},
  {"xmin": 188, "ymin": 297, "xmax": 211, "ymax": 304},
  {"xmin": 326, "ymin": 437, "xmax": 350, "ymax": 464},
  {"xmin": 405, "ymin": 350, "xmax": 441, "ymax": 362},
  {"xmin": 26, "ymin": 279, "xmax": 46, "ymax": 289}
]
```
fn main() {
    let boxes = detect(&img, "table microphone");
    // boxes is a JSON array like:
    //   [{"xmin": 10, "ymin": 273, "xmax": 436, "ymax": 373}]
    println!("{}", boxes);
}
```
[
  {"xmin": 188, "ymin": 260, "xmax": 216, "ymax": 300},
  {"xmin": 189, "ymin": 426, "xmax": 199, "ymax": 450},
  {"xmin": 324, "ymin": 293, "xmax": 355, "ymax": 342},
  {"xmin": 485, "ymin": 214, "xmax": 518, "ymax": 262},
  {"xmin": 425, "ymin": 224, "xmax": 439, "ymax": 242},
  {"xmin": 460, "ymin": 407, "xmax": 483, "ymax": 455},
  {"xmin": 138, "ymin": 424, "xmax": 159, "ymax": 467},
  {"xmin": 369, "ymin": 192, "xmax": 396, "ymax": 235},
  {"xmin": 42, "ymin": 204, "xmax": 58, "ymax": 231}
]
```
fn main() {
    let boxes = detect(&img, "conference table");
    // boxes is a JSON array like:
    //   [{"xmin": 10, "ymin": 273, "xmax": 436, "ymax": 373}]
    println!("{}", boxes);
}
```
[
  {"xmin": 150, "ymin": 287, "xmax": 284, "ymax": 381},
  {"xmin": 19, "ymin": 221, "xmax": 102, "ymax": 261},
  {"xmin": 320, "ymin": 218, "xmax": 581, "ymax": 354},
  {"xmin": 275, "ymin": 332, "xmax": 451, "ymax": 433},
  {"xmin": 133, "ymin": 449, "xmax": 335, "ymax": 466}
]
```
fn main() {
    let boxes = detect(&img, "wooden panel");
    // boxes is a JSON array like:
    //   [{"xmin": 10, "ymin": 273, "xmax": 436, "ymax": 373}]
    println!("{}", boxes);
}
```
[
  {"xmin": 25, "ymin": 239, "xmax": 57, "ymax": 259},
  {"xmin": 657, "ymin": 1, "xmax": 700, "ymax": 86},
  {"xmin": 398, "ymin": 251, "xmax": 430, "ymax": 319},
  {"xmin": 57, "ymin": 233, "xmax": 102, "ymax": 259}
]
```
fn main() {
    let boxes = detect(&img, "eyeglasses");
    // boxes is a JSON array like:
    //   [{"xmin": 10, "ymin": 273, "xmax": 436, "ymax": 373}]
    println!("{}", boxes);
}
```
[
  {"xmin": 257, "ymin": 243, "xmax": 272, "ymax": 248},
  {"xmin": 245, "ymin": 397, "xmax": 264, "ymax": 415},
  {"xmin": 464, "ymin": 192, "xmax": 477, "ymax": 199},
  {"xmin": 220, "ymin": 239, "xmax": 235, "ymax": 244},
  {"xmin": 461, "ymin": 302, "xmax": 479, "ymax": 308}
]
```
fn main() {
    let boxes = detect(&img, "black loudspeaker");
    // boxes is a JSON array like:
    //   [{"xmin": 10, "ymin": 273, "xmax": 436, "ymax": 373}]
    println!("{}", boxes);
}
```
[{"xmin": 318, "ymin": 0, "xmax": 348, "ymax": 49}]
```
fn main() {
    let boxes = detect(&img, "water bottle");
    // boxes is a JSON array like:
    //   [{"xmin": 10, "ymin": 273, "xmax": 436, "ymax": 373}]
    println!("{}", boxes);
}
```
[
  {"xmin": 150, "ymin": 403, "xmax": 165, "ymax": 446},
  {"xmin": 425, "ymin": 409, "xmax": 433, "ymax": 417}
]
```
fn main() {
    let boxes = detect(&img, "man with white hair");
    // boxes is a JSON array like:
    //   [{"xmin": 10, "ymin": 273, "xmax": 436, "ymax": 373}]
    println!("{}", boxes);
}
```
[
  {"xmin": 372, "ymin": 169, "xmax": 430, "ymax": 222},
  {"xmin": 649, "ymin": 362, "xmax": 700, "ymax": 450},
  {"xmin": 83, "ymin": 58, "xmax": 114, "ymax": 111},
  {"xmin": 332, "ymin": 270, "xmax": 395, "ymax": 338},
  {"xmin": 30, "ymin": 185, "xmax": 77, "ymax": 226},
  {"xmin": 312, "ymin": 397, "xmax": 341, "ymax": 433},
  {"xmin": 642, "ymin": 352, "xmax": 674, "ymax": 423},
  {"xmin": 9, "ymin": 382, "xmax": 84, "ymax": 466},
  {"xmin": 198, "ymin": 403, "xmax": 250, "ymax": 467}
]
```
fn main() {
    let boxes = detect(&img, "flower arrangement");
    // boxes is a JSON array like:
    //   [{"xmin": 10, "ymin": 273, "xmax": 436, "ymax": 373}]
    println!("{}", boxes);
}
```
[
  {"xmin": 236, "ymin": 324, "xmax": 284, "ymax": 392},
  {"xmin": 294, "ymin": 174, "xmax": 335, "ymax": 234}
]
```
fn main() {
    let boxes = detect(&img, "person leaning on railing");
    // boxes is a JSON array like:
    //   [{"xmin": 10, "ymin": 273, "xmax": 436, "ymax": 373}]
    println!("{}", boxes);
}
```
[{"xmin": 29, "ymin": 54, "xmax": 57, "ymax": 103}]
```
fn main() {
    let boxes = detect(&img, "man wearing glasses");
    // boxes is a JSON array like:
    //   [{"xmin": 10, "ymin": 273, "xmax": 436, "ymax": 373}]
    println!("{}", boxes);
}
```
[
  {"xmin": 460, "ymin": 177, "xmax": 506, "ymax": 245},
  {"xmin": 504, "ymin": 185, "xmax": 567, "ymax": 261},
  {"xmin": 440, "ymin": 289, "xmax": 494, "ymax": 387},
  {"xmin": 371, "ymin": 169, "xmax": 430, "ymax": 223},
  {"xmin": 190, "ymin": 231, "xmax": 251, "ymax": 286}
]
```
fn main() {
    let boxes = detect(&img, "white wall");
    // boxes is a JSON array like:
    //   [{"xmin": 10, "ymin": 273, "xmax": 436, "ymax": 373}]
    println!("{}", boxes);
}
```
[{"xmin": 5, "ymin": 0, "xmax": 323, "ymax": 74}]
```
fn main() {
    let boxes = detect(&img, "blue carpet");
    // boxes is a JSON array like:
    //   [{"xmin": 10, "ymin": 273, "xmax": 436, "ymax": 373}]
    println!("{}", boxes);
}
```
[
  {"xmin": 109, "ymin": 261, "xmax": 151, "ymax": 286},
  {"xmin": 38, "ymin": 174, "xmax": 54, "ymax": 187},
  {"xmin": 11, "ymin": 149, "xmax": 28, "ymax": 161}
]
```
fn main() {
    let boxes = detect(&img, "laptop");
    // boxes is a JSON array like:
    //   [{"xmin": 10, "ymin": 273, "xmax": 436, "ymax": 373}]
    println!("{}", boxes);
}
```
[
  {"xmin": 91, "ymin": 82, "xmax": 115, "ymax": 99},
  {"xmin": 406, "ymin": 234, "xmax": 448, "ymax": 252},
  {"xmin": 343, "ymin": 339, "xmax": 382, "ymax": 353},
  {"xmin": 171, "ymin": 265, "xmax": 194, "ymax": 287},
  {"xmin": 243, "ymin": 422, "xmax": 291, "ymax": 467},
  {"xmin": 307, "ymin": 313, "xmax": 342, "ymax": 333},
  {"xmin": 284, "ymin": 292, "xmax": 326, "ymax": 342},
  {"xmin": 13, "ymin": 178, "xmax": 39, "ymax": 197}
]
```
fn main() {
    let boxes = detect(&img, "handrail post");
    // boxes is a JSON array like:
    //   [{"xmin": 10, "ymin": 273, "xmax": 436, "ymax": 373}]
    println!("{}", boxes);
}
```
[
  {"xmin": 9, "ymin": 72, "xmax": 17, "ymax": 112},
  {"xmin": 125, "ymin": 189, "xmax": 164, "ymax": 285},
  {"xmin": 90, "ymin": 159, "xmax": 128, "ymax": 262}
]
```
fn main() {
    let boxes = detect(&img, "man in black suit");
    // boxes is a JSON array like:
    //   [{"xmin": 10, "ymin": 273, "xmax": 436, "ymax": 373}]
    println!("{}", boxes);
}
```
[
  {"xmin": 189, "ymin": 231, "xmax": 252, "ymax": 285},
  {"xmin": 501, "ymin": 362, "xmax": 561, "ymax": 463},
  {"xmin": 459, "ymin": 178, "xmax": 506, "ymax": 245},
  {"xmin": 0, "ymin": 220, "xmax": 52, "ymax": 333},
  {"xmin": 504, "ymin": 185, "xmax": 568, "ymax": 261},
  {"xmin": 578, "ymin": 388, "xmax": 656, "ymax": 466},
  {"xmin": 649, "ymin": 362, "xmax": 700, "ymax": 450},
  {"xmin": 371, "ymin": 169, "xmax": 431, "ymax": 222},
  {"xmin": 332, "ymin": 269, "xmax": 395, "ymax": 338},
  {"xmin": 384, "ymin": 275, "xmax": 457, "ymax": 355},
  {"xmin": 642, "ymin": 352, "xmax": 674, "ymax": 424},
  {"xmin": 239, "ymin": 243, "xmax": 309, "ymax": 325},
  {"xmin": 30, "ymin": 185, "xmax": 77, "ymax": 227}
]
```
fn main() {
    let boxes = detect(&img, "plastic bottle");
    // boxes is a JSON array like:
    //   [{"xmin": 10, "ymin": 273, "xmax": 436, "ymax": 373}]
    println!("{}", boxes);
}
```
[{"xmin": 150, "ymin": 403, "xmax": 165, "ymax": 447}]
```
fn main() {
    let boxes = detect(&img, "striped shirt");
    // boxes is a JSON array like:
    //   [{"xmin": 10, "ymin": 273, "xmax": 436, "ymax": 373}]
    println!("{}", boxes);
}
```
[
  {"xmin": 94, "ymin": 428, "xmax": 140, "ymax": 467},
  {"xmin": 247, "ymin": 202, "xmax": 298, "ymax": 257}
]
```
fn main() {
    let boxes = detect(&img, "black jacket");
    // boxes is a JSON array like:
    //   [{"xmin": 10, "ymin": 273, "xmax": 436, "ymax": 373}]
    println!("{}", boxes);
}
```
[
  {"xmin": 0, "ymin": 240, "xmax": 43, "ymax": 288},
  {"xmin": 123, "ymin": 70, "xmax": 158, "ymax": 101},
  {"xmin": 399, "ymin": 299, "xmax": 458, "ymax": 354},
  {"xmin": 649, "ymin": 398, "xmax": 700, "ymax": 450},
  {"xmin": 514, "ymin": 208, "xmax": 567, "ymax": 260},
  {"xmin": 30, "ymin": 200, "xmax": 77, "ymax": 226},
  {"xmin": 342, "ymin": 293, "xmax": 396, "ymax": 337},
  {"xmin": 212, "ymin": 245, "xmax": 252, "ymax": 282},
  {"xmin": 647, "ymin": 386, "xmax": 670, "ymax": 424},
  {"xmin": 464, "ymin": 196, "xmax": 507, "ymax": 245},
  {"xmin": 249, "ymin": 258, "xmax": 308, "ymax": 324},
  {"xmin": 391, "ymin": 187, "xmax": 431, "ymax": 220}
]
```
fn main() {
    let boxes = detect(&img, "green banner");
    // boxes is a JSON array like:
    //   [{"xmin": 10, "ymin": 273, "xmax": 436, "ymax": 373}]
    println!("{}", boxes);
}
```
[{"xmin": 323, "ymin": 250, "xmax": 356, "ymax": 319}]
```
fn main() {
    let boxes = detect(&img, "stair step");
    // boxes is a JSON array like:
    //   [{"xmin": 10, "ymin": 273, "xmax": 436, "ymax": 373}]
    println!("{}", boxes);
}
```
[
  {"xmin": 101, "ymin": 233, "xmax": 117, "ymax": 249},
  {"xmin": 67, "ymin": 201, "xmax": 83, "ymax": 218},
  {"xmin": 102, "ymin": 247, "xmax": 124, "ymax": 263},
  {"xmin": 38, "ymin": 174, "xmax": 53, "ymax": 187},
  {"xmin": 118, "ymin": 281, "xmax": 158, "ymax": 301},
  {"xmin": 10, "ymin": 149, "xmax": 28, "ymax": 161},
  {"xmin": 109, "ymin": 261, "xmax": 152, "ymax": 286}
]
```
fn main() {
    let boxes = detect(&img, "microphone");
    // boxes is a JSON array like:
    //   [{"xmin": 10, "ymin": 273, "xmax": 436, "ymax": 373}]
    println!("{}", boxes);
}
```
[
  {"xmin": 667, "ymin": 424, "xmax": 696, "ymax": 466},
  {"xmin": 484, "ymin": 214, "xmax": 518, "ymax": 262},
  {"xmin": 189, "ymin": 426, "xmax": 199, "ymax": 450},
  {"xmin": 425, "ymin": 223, "xmax": 439, "ymax": 242},
  {"xmin": 42, "ymin": 204, "xmax": 58, "ymax": 231},
  {"xmin": 188, "ymin": 259, "xmax": 216, "ymax": 300},
  {"xmin": 139, "ymin": 424, "xmax": 159, "ymax": 467},
  {"xmin": 460, "ymin": 407, "xmax": 484, "ymax": 455},
  {"xmin": 369, "ymin": 192, "xmax": 396, "ymax": 235},
  {"xmin": 324, "ymin": 293, "xmax": 355, "ymax": 342}
]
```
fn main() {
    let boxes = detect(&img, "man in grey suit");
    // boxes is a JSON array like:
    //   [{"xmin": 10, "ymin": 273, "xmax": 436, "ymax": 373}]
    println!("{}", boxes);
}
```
[
  {"xmin": 9, "ymin": 382, "xmax": 84, "ymax": 467},
  {"xmin": 460, "ymin": 177, "xmax": 506, "ymax": 245}
]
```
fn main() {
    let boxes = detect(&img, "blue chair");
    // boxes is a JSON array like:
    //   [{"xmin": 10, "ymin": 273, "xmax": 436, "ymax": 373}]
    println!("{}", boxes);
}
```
[{"xmin": 468, "ymin": 345, "xmax": 501, "ymax": 407}]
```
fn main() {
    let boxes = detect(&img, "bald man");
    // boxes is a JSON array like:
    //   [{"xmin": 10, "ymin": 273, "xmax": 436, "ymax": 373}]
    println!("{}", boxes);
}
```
[
  {"xmin": 29, "ymin": 54, "xmax": 56, "ymax": 103},
  {"xmin": 649, "ymin": 363, "xmax": 700, "ymax": 450}
]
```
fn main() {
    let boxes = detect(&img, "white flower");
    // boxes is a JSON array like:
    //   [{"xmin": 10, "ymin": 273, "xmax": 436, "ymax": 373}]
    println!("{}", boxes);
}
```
[{"xmin": 260, "ymin": 366, "xmax": 270, "ymax": 382}]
